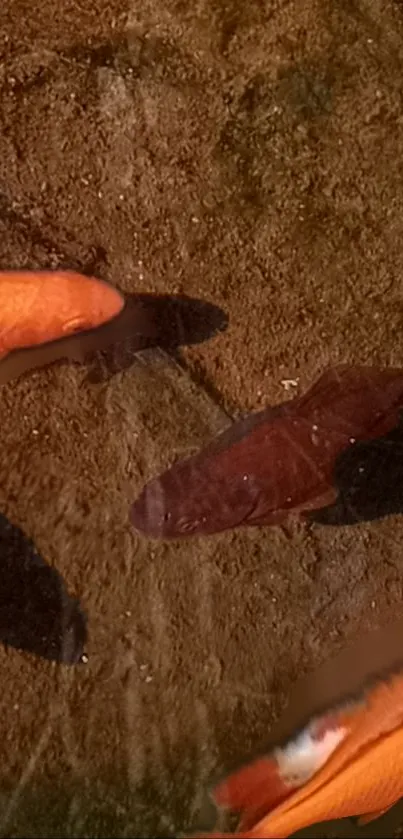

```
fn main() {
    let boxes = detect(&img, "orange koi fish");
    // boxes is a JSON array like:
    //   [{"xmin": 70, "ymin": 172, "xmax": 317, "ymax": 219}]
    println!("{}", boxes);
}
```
[
  {"xmin": 0, "ymin": 270, "xmax": 124, "ymax": 357},
  {"xmin": 0, "ymin": 270, "xmax": 134, "ymax": 383},
  {"xmin": 193, "ymin": 618, "xmax": 403, "ymax": 838}
]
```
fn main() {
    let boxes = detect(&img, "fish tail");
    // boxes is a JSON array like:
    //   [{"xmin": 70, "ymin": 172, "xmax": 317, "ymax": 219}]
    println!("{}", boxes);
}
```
[{"xmin": 212, "ymin": 756, "xmax": 294, "ymax": 831}]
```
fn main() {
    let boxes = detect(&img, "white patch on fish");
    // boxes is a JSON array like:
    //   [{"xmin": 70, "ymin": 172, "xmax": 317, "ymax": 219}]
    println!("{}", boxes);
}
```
[{"xmin": 274, "ymin": 724, "xmax": 348, "ymax": 787}]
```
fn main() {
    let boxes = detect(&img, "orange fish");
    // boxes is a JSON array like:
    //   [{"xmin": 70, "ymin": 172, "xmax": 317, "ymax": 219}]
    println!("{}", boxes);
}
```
[
  {"xmin": 0, "ymin": 270, "xmax": 124, "ymax": 357},
  {"xmin": 0, "ymin": 270, "xmax": 134, "ymax": 383},
  {"xmin": 193, "ymin": 618, "xmax": 403, "ymax": 838}
]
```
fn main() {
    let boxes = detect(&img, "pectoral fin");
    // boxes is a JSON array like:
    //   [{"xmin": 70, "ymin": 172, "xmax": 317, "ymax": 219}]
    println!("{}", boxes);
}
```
[
  {"xmin": 212, "ymin": 755, "xmax": 294, "ymax": 831},
  {"xmin": 357, "ymin": 804, "xmax": 395, "ymax": 825}
]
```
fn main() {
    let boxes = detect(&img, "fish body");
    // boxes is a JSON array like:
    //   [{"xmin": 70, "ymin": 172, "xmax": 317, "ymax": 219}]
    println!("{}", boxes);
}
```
[
  {"xmin": 193, "ymin": 620, "xmax": 403, "ymax": 838},
  {"xmin": 200, "ymin": 725, "xmax": 403, "ymax": 838},
  {"xmin": 130, "ymin": 365, "xmax": 403, "ymax": 538},
  {"xmin": 0, "ymin": 270, "xmax": 124, "ymax": 358}
]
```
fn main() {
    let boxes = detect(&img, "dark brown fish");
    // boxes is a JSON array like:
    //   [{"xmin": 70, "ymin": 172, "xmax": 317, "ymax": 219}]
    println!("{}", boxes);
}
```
[{"xmin": 130, "ymin": 365, "xmax": 403, "ymax": 538}]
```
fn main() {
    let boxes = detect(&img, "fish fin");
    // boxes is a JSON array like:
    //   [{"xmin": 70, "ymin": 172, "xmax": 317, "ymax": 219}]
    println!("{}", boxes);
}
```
[
  {"xmin": 189, "ymin": 833, "xmax": 251, "ymax": 839},
  {"xmin": 213, "ymin": 713, "xmax": 352, "ymax": 832},
  {"xmin": 357, "ymin": 804, "xmax": 394, "ymax": 826},
  {"xmin": 212, "ymin": 756, "xmax": 296, "ymax": 831}
]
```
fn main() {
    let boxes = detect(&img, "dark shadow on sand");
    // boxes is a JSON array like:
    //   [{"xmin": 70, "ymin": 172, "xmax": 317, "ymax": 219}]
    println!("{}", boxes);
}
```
[
  {"xmin": 308, "ymin": 423, "xmax": 403, "ymax": 527},
  {"xmin": 0, "ymin": 513, "xmax": 86, "ymax": 664},
  {"xmin": 86, "ymin": 292, "xmax": 228, "ymax": 383}
]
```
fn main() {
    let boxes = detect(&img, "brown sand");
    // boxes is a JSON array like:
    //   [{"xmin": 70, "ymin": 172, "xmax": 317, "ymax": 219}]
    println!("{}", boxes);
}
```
[{"xmin": 1, "ymin": 0, "xmax": 403, "ymax": 836}]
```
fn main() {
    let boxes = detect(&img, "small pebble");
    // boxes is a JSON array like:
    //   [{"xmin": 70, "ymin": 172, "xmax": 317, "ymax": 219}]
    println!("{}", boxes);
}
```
[{"xmin": 281, "ymin": 378, "xmax": 299, "ymax": 391}]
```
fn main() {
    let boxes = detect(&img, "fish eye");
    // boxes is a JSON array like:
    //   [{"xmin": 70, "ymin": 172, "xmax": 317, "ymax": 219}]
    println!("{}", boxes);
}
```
[
  {"xmin": 177, "ymin": 517, "xmax": 198, "ymax": 533},
  {"xmin": 62, "ymin": 317, "xmax": 88, "ymax": 334}
]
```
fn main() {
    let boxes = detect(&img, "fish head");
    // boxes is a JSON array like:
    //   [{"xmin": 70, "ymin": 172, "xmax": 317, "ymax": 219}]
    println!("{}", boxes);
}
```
[
  {"xmin": 130, "ymin": 459, "xmax": 259, "ymax": 539},
  {"xmin": 56, "ymin": 272, "xmax": 125, "ymax": 337}
]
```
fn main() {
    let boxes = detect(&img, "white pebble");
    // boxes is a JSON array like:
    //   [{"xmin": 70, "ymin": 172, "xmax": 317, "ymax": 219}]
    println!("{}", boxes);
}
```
[{"xmin": 281, "ymin": 378, "xmax": 299, "ymax": 391}]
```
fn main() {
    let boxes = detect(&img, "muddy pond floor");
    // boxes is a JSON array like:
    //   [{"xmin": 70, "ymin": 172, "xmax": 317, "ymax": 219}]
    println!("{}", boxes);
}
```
[{"xmin": 1, "ymin": 0, "xmax": 403, "ymax": 836}]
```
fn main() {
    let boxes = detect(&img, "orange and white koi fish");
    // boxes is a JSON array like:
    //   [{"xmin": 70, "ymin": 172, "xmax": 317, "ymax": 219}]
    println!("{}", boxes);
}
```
[{"xmin": 193, "ymin": 618, "xmax": 403, "ymax": 838}]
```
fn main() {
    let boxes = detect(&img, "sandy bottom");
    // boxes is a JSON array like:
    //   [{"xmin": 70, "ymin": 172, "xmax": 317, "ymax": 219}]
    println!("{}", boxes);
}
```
[{"xmin": 1, "ymin": 0, "xmax": 403, "ymax": 836}]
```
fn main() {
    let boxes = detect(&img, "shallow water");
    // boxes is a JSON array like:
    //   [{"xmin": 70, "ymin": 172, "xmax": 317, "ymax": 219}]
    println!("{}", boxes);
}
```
[{"xmin": 1, "ymin": 0, "xmax": 403, "ymax": 836}]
